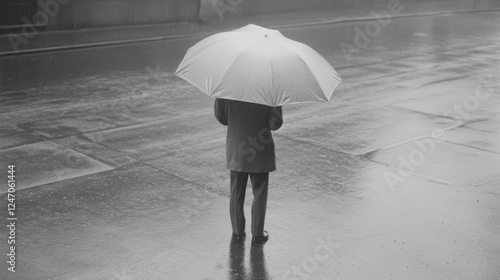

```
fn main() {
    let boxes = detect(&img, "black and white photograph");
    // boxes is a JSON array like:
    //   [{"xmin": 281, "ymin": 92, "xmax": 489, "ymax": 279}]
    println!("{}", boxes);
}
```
[{"xmin": 0, "ymin": 0, "xmax": 499, "ymax": 279}]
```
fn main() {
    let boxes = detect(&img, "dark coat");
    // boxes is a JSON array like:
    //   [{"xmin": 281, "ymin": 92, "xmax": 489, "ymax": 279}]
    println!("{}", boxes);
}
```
[{"xmin": 214, "ymin": 98, "xmax": 283, "ymax": 173}]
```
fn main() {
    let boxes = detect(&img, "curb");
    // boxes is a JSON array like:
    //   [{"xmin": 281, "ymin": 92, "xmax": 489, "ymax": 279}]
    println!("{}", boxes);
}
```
[
  {"xmin": 0, "ymin": 33, "xmax": 196, "ymax": 57},
  {"xmin": 269, "ymin": 8, "xmax": 500, "ymax": 30},
  {"xmin": 1, "ymin": 8, "xmax": 499, "ymax": 57}
]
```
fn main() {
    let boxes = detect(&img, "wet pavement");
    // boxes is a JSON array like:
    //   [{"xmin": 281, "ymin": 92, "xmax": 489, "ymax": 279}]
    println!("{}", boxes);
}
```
[{"xmin": 1, "ymin": 11, "xmax": 500, "ymax": 280}]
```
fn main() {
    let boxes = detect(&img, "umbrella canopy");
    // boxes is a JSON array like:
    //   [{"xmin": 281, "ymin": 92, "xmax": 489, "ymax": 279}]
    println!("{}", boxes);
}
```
[{"xmin": 176, "ymin": 24, "xmax": 341, "ymax": 107}]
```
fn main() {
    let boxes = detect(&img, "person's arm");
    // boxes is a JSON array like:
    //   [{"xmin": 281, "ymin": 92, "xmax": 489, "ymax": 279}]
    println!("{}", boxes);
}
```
[
  {"xmin": 214, "ymin": 98, "xmax": 228, "ymax": 126},
  {"xmin": 269, "ymin": 106, "xmax": 283, "ymax": 131}
]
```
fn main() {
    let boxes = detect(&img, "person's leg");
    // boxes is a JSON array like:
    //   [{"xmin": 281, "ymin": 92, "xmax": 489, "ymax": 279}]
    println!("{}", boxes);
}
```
[
  {"xmin": 249, "ymin": 172, "xmax": 269, "ymax": 236},
  {"xmin": 230, "ymin": 170, "xmax": 249, "ymax": 236}
]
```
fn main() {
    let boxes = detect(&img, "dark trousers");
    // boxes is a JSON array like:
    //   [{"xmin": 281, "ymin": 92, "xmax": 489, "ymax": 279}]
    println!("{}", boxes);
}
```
[{"xmin": 230, "ymin": 171, "xmax": 269, "ymax": 236}]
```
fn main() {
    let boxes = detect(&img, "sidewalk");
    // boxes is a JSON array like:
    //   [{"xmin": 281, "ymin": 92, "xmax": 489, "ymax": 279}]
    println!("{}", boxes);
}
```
[{"xmin": 1, "ymin": 6, "xmax": 499, "ymax": 57}]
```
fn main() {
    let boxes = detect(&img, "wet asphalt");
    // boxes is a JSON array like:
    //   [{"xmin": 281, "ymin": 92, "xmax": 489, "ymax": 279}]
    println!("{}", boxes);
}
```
[{"xmin": 0, "ymin": 11, "xmax": 499, "ymax": 280}]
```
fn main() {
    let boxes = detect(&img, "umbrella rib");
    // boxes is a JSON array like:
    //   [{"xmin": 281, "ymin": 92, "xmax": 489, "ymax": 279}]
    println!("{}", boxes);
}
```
[
  {"xmin": 269, "ymin": 57, "xmax": 278, "ymax": 106},
  {"xmin": 236, "ymin": 52, "xmax": 258, "ymax": 101},
  {"xmin": 212, "ymin": 37, "xmax": 266, "ymax": 95},
  {"xmin": 274, "ymin": 39, "xmax": 330, "ymax": 101},
  {"xmin": 176, "ymin": 34, "xmax": 238, "ymax": 73}
]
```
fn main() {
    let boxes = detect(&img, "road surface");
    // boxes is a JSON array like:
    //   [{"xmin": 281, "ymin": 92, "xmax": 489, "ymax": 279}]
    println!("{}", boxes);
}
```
[{"xmin": 0, "ymin": 11, "xmax": 499, "ymax": 280}]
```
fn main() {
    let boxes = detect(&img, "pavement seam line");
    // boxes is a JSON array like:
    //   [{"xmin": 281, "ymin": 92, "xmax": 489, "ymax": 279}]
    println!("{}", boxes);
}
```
[
  {"xmin": 360, "ymin": 122, "xmax": 463, "ymax": 155},
  {"xmin": 276, "ymin": 133, "xmax": 359, "ymax": 158},
  {"xmin": 437, "ymin": 139, "xmax": 500, "ymax": 156},
  {"xmin": 365, "ymin": 157, "xmax": 454, "ymax": 186},
  {"xmin": 139, "ymin": 161, "xmax": 229, "ymax": 198}
]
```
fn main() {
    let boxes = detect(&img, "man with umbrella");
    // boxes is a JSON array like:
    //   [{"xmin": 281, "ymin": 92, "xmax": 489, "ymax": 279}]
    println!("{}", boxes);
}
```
[
  {"xmin": 215, "ymin": 98, "xmax": 283, "ymax": 244},
  {"xmin": 176, "ymin": 24, "xmax": 340, "ymax": 244}
]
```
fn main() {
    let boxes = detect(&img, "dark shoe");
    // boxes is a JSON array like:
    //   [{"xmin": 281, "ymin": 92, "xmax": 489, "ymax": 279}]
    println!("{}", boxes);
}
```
[
  {"xmin": 232, "ymin": 232, "xmax": 246, "ymax": 242},
  {"xmin": 252, "ymin": 230, "xmax": 269, "ymax": 244}
]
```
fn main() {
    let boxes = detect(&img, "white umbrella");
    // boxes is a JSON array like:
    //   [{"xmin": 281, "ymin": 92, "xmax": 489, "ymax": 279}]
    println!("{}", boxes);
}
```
[{"xmin": 176, "ymin": 24, "xmax": 341, "ymax": 107}]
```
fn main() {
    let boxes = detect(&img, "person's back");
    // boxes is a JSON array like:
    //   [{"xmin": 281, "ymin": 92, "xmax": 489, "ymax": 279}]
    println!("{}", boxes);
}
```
[
  {"xmin": 214, "ymin": 98, "xmax": 283, "ymax": 244},
  {"xmin": 215, "ymin": 99, "xmax": 282, "ymax": 173}
]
